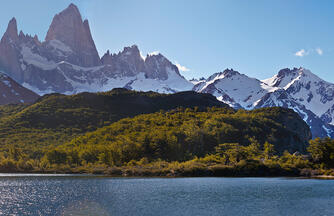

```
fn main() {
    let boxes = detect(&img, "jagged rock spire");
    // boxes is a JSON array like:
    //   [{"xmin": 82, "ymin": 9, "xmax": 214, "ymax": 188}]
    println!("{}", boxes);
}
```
[
  {"xmin": 2, "ymin": 18, "xmax": 19, "ymax": 41},
  {"xmin": 45, "ymin": 3, "xmax": 100, "ymax": 66}
]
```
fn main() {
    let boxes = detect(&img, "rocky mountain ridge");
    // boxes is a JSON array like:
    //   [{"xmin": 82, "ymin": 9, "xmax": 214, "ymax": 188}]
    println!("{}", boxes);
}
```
[{"xmin": 0, "ymin": 4, "xmax": 192, "ymax": 95}]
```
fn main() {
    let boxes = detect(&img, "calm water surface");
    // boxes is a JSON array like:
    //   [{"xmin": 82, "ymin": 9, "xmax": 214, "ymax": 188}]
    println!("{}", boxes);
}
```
[{"xmin": 0, "ymin": 174, "xmax": 333, "ymax": 216}]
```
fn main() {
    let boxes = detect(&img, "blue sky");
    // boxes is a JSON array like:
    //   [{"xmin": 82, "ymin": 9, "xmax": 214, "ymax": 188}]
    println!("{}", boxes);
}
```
[{"xmin": 0, "ymin": 0, "xmax": 334, "ymax": 81}]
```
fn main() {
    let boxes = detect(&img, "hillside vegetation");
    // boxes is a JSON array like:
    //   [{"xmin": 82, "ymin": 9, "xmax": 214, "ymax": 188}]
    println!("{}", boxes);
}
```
[{"xmin": 58, "ymin": 107, "xmax": 310, "ymax": 166}]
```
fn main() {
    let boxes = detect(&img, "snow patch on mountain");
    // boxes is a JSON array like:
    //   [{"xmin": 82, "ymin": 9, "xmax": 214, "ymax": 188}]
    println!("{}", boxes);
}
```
[
  {"xmin": 48, "ymin": 39, "xmax": 72, "ymax": 53},
  {"xmin": 195, "ymin": 67, "xmax": 334, "ymax": 138},
  {"xmin": 263, "ymin": 68, "xmax": 334, "ymax": 123},
  {"xmin": 195, "ymin": 69, "xmax": 279, "ymax": 109},
  {"xmin": 21, "ymin": 46, "xmax": 57, "ymax": 70}
]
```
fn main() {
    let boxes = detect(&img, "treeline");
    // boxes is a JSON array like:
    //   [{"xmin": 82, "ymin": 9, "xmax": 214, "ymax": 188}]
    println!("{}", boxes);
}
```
[{"xmin": 0, "ymin": 136, "xmax": 333, "ymax": 176}]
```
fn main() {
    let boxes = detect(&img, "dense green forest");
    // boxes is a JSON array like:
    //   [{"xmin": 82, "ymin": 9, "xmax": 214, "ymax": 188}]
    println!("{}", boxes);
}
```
[
  {"xmin": 0, "ymin": 89, "xmax": 332, "ymax": 177},
  {"xmin": 0, "ymin": 89, "xmax": 227, "ymax": 152},
  {"xmin": 58, "ymin": 107, "xmax": 310, "ymax": 164}
]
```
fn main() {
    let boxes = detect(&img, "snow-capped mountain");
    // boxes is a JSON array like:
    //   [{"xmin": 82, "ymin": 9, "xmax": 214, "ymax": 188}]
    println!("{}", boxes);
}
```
[
  {"xmin": 193, "ymin": 69, "xmax": 277, "ymax": 109},
  {"xmin": 0, "ymin": 4, "xmax": 192, "ymax": 96},
  {"xmin": 0, "ymin": 71, "xmax": 39, "ymax": 105},
  {"xmin": 194, "ymin": 68, "xmax": 334, "ymax": 138}
]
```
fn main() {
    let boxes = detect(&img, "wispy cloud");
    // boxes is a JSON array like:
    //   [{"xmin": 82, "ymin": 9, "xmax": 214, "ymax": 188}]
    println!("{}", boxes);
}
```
[
  {"xmin": 316, "ymin": 48, "xmax": 323, "ymax": 55},
  {"xmin": 295, "ymin": 48, "xmax": 324, "ymax": 57},
  {"xmin": 295, "ymin": 49, "xmax": 308, "ymax": 57},
  {"xmin": 175, "ymin": 62, "xmax": 190, "ymax": 72}
]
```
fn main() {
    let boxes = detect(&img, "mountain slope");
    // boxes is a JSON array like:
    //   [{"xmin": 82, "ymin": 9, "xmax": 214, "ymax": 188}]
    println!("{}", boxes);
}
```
[
  {"xmin": 0, "ymin": 72, "xmax": 39, "ymax": 105},
  {"xmin": 194, "ymin": 68, "xmax": 334, "ymax": 138}
]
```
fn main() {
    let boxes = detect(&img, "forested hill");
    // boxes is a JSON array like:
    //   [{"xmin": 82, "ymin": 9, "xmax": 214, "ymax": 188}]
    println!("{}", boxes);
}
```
[
  {"xmin": 0, "ymin": 89, "xmax": 229, "ymax": 151},
  {"xmin": 58, "ymin": 107, "xmax": 311, "ymax": 166},
  {"xmin": 1, "ymin": 88, "xmax": 229, "ymax": 130}
]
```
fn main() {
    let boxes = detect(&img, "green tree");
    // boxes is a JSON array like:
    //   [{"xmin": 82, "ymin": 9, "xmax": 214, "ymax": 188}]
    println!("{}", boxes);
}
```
[
  {"xmin": 245, "ymin": 138, "xmax": 262, "ymax": 159},
  {"xmin": 263, "ymin": 141, "xmax": 275, "ymax": 159},
  {"xmin": 215, "ymin": 143, "xmax": 245, "ymax": 165},
  {"xmin": 308, "ymin": 137, "xmax": 334, "ymax": 168},
  {"xmin": 46, "ymin": 149, "xmax": 67, "ymax": 165}
]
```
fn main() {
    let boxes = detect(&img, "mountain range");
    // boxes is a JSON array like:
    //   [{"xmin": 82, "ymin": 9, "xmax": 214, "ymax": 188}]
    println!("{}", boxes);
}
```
[
  {"xmin": 193, "ymin": 67, "xmax": 334, "ymax": 138},
  {"xmin": 0, "ymin": 4, "xmax": 192, "ymax": 96},
  {"xmin": 0, "ymin": 3, "xmax": 333, "ymax": 138}
]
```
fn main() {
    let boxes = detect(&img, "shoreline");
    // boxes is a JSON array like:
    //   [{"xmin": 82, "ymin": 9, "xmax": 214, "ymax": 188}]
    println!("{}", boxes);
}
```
[
  {"xmin": 311, "ymin": 175, "xmax": 334, "ymax": 179},
  {"xmin": 0, "ymin": 171, "xmax": 333, "ymax": 179}
]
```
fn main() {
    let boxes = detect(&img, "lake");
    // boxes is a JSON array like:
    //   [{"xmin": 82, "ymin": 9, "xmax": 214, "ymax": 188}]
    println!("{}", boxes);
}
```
[{"xmin": 0, "ymin": 175, "xmax": 333, "ymax": 216}]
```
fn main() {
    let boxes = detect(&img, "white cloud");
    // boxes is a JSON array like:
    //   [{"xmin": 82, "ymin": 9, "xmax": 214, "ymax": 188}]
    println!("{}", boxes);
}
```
[
  {"xmin": 316, "ymin": 48, "xmax": 323, "ymax": 55},
  {"xmin": 175, "ymin": 62, "xmax": 190, "ymax": 72},
  {"xmin": 295, "ymin": 49, "xmax": 308, "ymax": 57}
]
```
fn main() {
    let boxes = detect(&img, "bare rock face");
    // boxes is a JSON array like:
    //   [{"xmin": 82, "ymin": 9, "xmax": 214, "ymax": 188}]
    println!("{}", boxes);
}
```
[
  {"xmin": 0, "ymin": 72, "xmax": 39, "ymax": 104},
  {"xmin": 101, "ymin": 45, "xmax": 146, "ymax": 77},
  {"xmin": 45, "ymin": 3, "xmax": 100, "ymax": 67},
  {"xmin": 0, "ymin": 18, "xmax": 23, "ymax": 82},
  {"xmin": 3, "ymin": 18, "xmax": 19, "ymax": 41},
  {"xmin": 100, "ymin": 46, "xmax": 187, "ymax": 82},
  {"xmin": 144, "ymin": 53, "xmax": 180, "ymax": 80}
]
